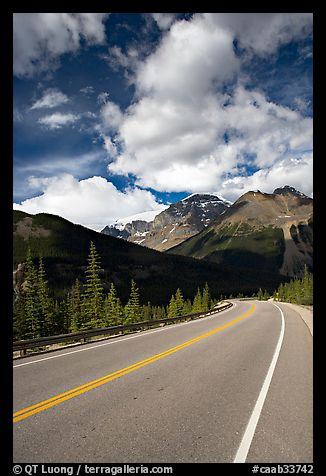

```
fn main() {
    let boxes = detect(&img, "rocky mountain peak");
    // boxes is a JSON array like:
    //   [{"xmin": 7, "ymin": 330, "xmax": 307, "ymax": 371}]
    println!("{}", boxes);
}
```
[
  {"xmin": 102, "ymin": 193, "xmax": 229, "ymax": 251},
  {"xmin": 273, "ymin": 185, "xmax": 310, "ymax": 199}
]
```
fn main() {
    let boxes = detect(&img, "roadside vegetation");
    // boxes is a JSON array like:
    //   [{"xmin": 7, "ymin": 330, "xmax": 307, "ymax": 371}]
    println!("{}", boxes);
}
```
[
  {"xmin": 13, "ymin": 242, "xmax": 221, "ymax": 341},
  {"xmin": 250, "ymin": 265, "xmax": 313, "ymax": 305}
]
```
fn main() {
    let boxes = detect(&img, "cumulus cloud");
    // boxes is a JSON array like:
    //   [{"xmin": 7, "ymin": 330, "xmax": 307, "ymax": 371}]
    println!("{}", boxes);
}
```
[
  {"xmin": 151, "ymin": 13, "xmax": 176, "ymax": 30},
  {"xmin": 135, "ymin": 14, "xmax": 239, "ymax": 100},
  {"xmin": 13, "ymin": 174, "xmax": 167, "ymax": 231},
  {"xmin": 101, "ymin": 13, "xmax": 312, "ymax": 198},
  {"xmin": 30, "ymin": 88, "xmax": 70, "ymax": 109},
  {"xmin": 220, "ymin": 153, "xmax": 313, "ymax": 201},
  {"xmin": 205, "ymin": 13, "xmax": 312, "ymax": 56},
  {"xmin": 100, "ymin": 100, "xmax": 123, "ymax": 132},
  {"xmin": 13, "ymin": 13, "xmax": 109, "ymax": 77},
  {"xmin": 38, "ymin": 112, "xmax": 80, "ymax": 129}
]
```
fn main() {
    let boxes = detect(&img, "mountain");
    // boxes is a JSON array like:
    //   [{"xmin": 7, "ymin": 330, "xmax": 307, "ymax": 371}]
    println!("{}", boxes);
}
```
[
  {"xmin": 169, "ymin": 186, "xmax": 313, "ymax": 278},
  {"xmin": 101, "ymin": 210, "xmax": 162, "ymax": 243},
  {"xmin": 13, "ymin": 210, "xmax": 288, "ymax": 305},
  {"xmin": 101, "ymin": 193, "xmax": 230, "ymax": 251}
]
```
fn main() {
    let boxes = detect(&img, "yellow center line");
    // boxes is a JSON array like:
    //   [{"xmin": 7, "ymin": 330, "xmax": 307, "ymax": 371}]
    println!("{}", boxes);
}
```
[{"xmin": 13, "ymin": 303, "xmax": 256, "ymax": 423}]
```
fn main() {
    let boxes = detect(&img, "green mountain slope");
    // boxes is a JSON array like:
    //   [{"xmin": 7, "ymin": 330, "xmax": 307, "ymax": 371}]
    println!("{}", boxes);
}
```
[
  {"xmin": 169, "ymin": 187, "xmax": 313, "ymax": 278},
  {"xmin": 13, "ymin": 210, "xmax": 287, "ymax": 304}
]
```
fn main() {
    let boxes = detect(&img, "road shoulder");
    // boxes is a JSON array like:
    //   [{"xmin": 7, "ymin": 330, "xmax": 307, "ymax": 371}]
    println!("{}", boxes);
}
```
[{"xmin": 277, "ymin": 301, "xmax": 313, "ymax": 336}]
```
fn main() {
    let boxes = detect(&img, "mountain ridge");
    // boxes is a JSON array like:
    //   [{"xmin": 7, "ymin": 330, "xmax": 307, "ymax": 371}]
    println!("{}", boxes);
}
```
[
  {"xmin": 168, "ymin": 186, "xmax": 313, "ymax": 278},
  {"xmin": 14, "ymin": 209, "xmax": 288, "ymax": 305},
  {"xmin": 102, "ymin": 193, "xmax": 230, "ymax": 251}
]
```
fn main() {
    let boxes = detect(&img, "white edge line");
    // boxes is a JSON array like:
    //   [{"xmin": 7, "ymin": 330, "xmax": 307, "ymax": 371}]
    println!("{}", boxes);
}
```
[
  {"xmin": 233, "ymin": 302, "xmax": 285, "ymax": 463},
  {"xmin": 13, "ymin": 302, "xmax": 237, "ymax": 368}
]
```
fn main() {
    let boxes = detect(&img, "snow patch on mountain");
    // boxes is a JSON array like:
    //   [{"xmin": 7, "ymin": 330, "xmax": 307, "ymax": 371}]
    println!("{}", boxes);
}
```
[{"xmin": 111, "ymin": 207, "xmax": 168, "ymax": 227}]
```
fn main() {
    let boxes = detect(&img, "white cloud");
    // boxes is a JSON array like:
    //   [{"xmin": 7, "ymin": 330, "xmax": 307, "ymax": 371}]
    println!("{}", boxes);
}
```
[
  {"xmin": 101, "ymin": 13, "xmax": 312, "ymax": 198},
  {"xmin": 220, "ymin": 153, "xmax": 313, "ymax": 202},
  {"xmin": 15, "ymin": 151, "xmax": 104, "ymax": 176},
  {"xmin": 97, "ymin": 92, "xmax": 110, "ymax": 104},
  {"xmin": 13, "ymin": 174, "xmax": 167, "ymax": 231},
  {"xmin": 135, "ymin": 14, "xmax": 239, "ymax": 100},
  {"xmin": 204, "ymin": 13, "xmax": 312, "ymax": 56},
  {"xmin": 102, "ymin": 136, "xmax": 119, "ymax": 159},
  {"xmin": 80, "ymin": 85, "xmax": 95, "ymax": 95},
  {"xmin": 100, "ymin": 100, "xmax": 123, "ymax": 132},
  {"xmin": 30, "ymin": 88, "xmax": 70, "ymax": 109},
  {"xmin": 13, "ymin": 13, "xmax": 109, "ymax": 77},
  {"xmin": 38, "ymin": 112, "xmax": 80, "ymax": 130},
  {"xmin": 151, "ymin": 13, "xmax": 175, "ymax": 30}
]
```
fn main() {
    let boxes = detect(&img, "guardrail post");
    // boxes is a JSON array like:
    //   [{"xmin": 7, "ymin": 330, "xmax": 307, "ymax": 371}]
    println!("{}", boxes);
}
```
[{"xmin": 20, "ymin": 348, "xmax": 26, "ymax": 357}]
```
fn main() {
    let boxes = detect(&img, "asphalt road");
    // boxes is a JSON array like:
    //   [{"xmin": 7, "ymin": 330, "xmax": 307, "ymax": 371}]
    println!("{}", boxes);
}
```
[{"xmin": 13, "ymin": 300, "xmax": 312, "ymax": 463}]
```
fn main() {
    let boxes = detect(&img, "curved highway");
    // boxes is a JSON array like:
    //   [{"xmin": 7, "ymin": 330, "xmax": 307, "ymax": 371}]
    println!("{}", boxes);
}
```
[{"xmin": 13, "ymin": 300, "xmax": 312, "ymax": 463}]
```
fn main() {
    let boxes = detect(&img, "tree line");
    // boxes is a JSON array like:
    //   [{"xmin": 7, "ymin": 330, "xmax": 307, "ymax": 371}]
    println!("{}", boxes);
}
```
[
  {"xmin": 13, "ymin": 241, "xmax": 220, "ymax": 341},
  {"xmin": 251, "ymin": 265, "xmax": 313, "ymax": 305}
]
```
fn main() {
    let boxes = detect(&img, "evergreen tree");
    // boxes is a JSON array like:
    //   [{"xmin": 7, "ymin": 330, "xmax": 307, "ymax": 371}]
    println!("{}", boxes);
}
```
[
  {"xmin": 168, "ymin": 295, "xmax": 178, "ymax": 318},
  {"xmin": 202, "ymin": 283, "xmax": 211, "ymax": 312},
  {"xmin": 13, "ymin": 295, "xmax": 25, "ymax": 341},
  {"xmin": 192, "ymin": 287, "xmax": 202, "ymax": 313},
  {"xmin": 82, "ymin": 241, "xmax": 104, "ymax": 328},
  {"xmin": 153, "ymin": 305, "xmax": 166, "ymax": 320},
  {"xmin": 302, "ymin": 265, "xmax": 313, "ymax": 305},
  {"xmin": 293, "ymin": 278, "xmax": 302, "ymax": 304},
  {"xmin": 183, "ymin": 299, "xmax": 192, "ymax": 316},
  {"xmin": 274, "ymin": 267, "xmax": 313, "ymax": 306},
  {"xmin": 36, "ymin": 256, "xmax": 53, "ymax": 336},
  {"xmin": 124, "ymin": 279, "xmax": 141, "ymax": 323},
  {"xmin": 257, "ymin": 288, "xmax": 263, "ymax": 301},
  {"xmin": 158, "ymin": 306, "xmax": 167, "ymax": 319},
  {"xmin": 174, "ymin": 288, "xmax": 184, "ymax": 316},
  {"xmin": 68, "ymin": 279, "xmax": 83, "ymax": 331},
  {"xmin": 23, "ymin": 248, "xmax": 40, "ymax": 339},
  {"xmin": 51, "ymin": 300, "xmax": 65, "ymax": 335},
  {"xmin": 104, "ymin": 283, "xmax": 123, "ymax": 326},
  {"xmin": 142, "ymin": 302, "xmax": 152, "ymax": 321},
  {"xmin": 262, "ymin": 289, "xmax": 269, "ymax": 301}
]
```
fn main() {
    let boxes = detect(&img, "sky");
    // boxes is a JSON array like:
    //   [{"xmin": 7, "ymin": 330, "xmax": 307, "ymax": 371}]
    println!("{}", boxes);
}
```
[{"xmin": 13, "ymin": 13, "xmax": 313, "ymax": 231}]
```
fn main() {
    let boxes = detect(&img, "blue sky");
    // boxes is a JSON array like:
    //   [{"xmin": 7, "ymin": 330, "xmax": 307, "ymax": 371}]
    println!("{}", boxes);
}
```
[{"xmin": 13, "ymin": 13, "xmax": 313, "ymax": 230}]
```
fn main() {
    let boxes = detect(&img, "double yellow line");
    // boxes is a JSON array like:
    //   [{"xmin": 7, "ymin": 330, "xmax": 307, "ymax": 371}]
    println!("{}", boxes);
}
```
[{"xmin": 14, "ymin": 303, "xmax": 255, "ymax": 423}]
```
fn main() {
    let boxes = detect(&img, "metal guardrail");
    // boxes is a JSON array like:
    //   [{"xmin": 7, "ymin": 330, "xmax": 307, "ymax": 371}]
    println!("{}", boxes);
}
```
[{"xmin": 13, "ymin": 302, "xmax": 233, "ymax": 357}]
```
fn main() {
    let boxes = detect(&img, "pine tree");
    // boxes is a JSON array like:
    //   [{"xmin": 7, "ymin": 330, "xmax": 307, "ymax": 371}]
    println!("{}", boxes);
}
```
[
  {"xmin": 23, "ymin": 248, "xmax": 40, "ymax": 339},
  {"xmin": 174, "ymin": 288, "xmax": 184, "ymax": 316},
  {"xmin": 36, "ymin": 256, "xmax": 53, "ymax": 336},
  {"xmin": 51, "ymin": 300, "xmax": 66, "ymax": 335},
  {"xmin": 302, "ymin": 265, "xmax": 313, "ymax": 305},
  {"xmin": 124, "ymin": 279, "xmax": 141, "ymax": 323},
  {"xmin": 13, "ymin": 296, "xmax": 25, "ymax": 341},
  {"xmin": 168, "ymin": 295, "xmax": 178, "ymax": 318},
  {"xmin": 262, "ymin": 289, "xmax": 269, "ymax": 301},
  {"xmin": 104, "ymin": 283, "xmax": 123, "ymax": 326},
  {"xmin": 158, "ymin": 305, "xmax": 167, "ymax": 320},
  {"xmin": 192, "ymin": 287, "xmax": 202, "ymax": 312},
  {"xmin": 142, "ymin": 302, "xmax": 152, "ymax": 321},
  {"xmin": 182, "ymin": 299, "xmax": 192, "ymax": 316},
  {"xmin": 202, "ymin": 283, "xmax": 211, "ymax": 312},
  {"xmin": 82, "ymin": 241, "xmax": 104, "ymax": 328},
  {"xmin": 68, "ymin": 279, "xmax": 83, "ymax": 331}
]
